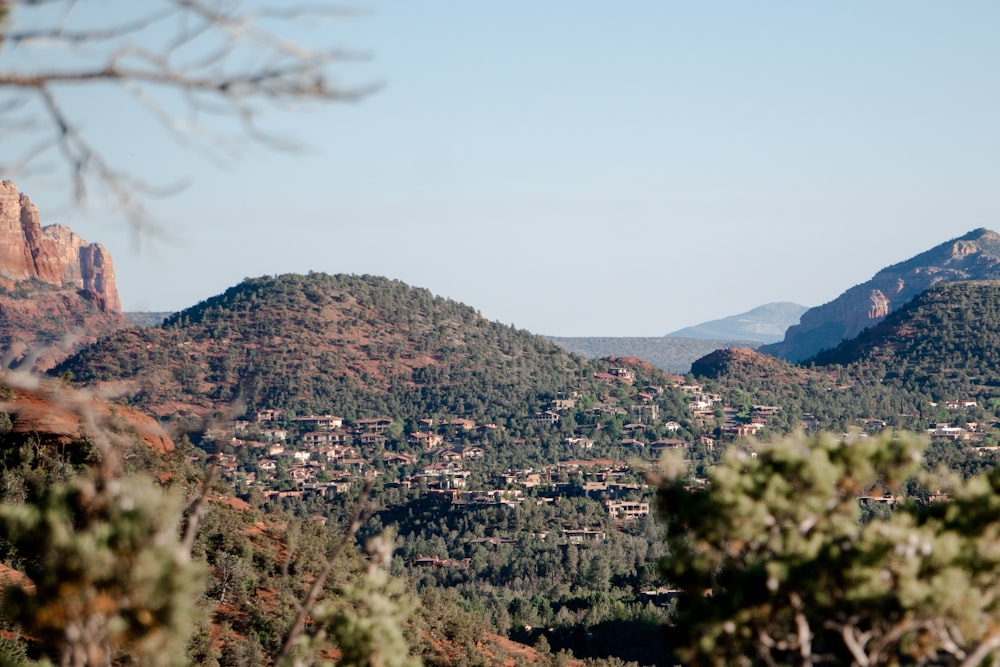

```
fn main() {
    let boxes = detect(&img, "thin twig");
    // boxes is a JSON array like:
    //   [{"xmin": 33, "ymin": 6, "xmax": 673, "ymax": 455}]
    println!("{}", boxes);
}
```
[{"xmin": 275, "ymin": 478, "xmax": 376, "ymax": 666}]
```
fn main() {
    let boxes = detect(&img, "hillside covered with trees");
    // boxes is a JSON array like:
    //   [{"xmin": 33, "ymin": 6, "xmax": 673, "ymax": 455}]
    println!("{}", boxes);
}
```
[{"xmin": 55, "ymin": 273, "xmax": 595, "ymax": 427}]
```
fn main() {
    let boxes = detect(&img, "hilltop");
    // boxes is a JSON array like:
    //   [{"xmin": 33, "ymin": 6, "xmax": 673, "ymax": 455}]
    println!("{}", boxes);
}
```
[
  {"xmin": 54, "ymin": 272, "xmax": 595, "ymax": 425},
  {"xmin": 761, "ymin": 228, "xmax": 1000, "ymax": 362}
]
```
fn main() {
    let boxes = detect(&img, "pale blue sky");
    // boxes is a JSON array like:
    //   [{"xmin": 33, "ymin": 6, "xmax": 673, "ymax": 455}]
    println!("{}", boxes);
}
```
[{"xmin": 6, "ymin": 2, "xmax": 1000, "ymax": 335}]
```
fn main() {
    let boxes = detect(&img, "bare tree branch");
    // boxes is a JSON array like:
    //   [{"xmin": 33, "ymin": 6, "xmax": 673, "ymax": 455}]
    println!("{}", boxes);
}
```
[
  {"xmin": 276, "ymin": 477, "xmax": 376, "ymax": 667},
  {"xmin": 0, "ymin": 0, "xmax": 375, "ymax": 233}
]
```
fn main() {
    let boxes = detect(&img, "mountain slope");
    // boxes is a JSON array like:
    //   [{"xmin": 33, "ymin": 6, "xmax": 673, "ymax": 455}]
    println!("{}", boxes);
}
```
[
  {"xmin": 811, "ymin": 280, "xmax": 1000, "ymax": 389},
  {"xmin": 54, "ymin": 273, "xmax": 591, "ymax": 423},
  {"xmin": 691, "ymin": 281, "xmax": 1000, "ymax": 434},
  {"xmin": 760, "ymin": 228, "xmax": 1000, "ymax": 362},
  {"xmin": 666, "ymin": 302, "xmax": 807, "ymax": 343}
]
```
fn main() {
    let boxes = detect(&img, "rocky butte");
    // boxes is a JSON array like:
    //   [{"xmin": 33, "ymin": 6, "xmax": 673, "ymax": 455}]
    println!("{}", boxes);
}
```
[
  {"xmin": 0, "ymin": 180, "xmax": 121, "ymax": 312},
  {"xmin": 0, "ymin": 181, "xmax": 127, "ymax": 370},
  {"xmin": 760, "ymin": 228, "xmax": 1000, "ymax": 363}
]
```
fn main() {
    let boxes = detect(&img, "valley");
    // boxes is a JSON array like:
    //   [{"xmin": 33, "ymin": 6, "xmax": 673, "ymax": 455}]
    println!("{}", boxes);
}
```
[{"xmin": 5, "ymin": 187, "xmax": 1000, "ymax": 665}]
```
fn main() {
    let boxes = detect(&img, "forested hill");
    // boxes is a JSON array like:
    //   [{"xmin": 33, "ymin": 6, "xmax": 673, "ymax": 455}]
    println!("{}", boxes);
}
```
[
  {"xmin": 689, "ymin": 281, "xmax": 1000, "ymax": 433},
  {"xmin": 761, "ymin": 228, "xmax": 1000, "ymax": 362},
  {"xmin": 811, "ymin": 280, "xmax": 1000, "ymax": 387},
  {"xmin": 53, "ymin": 273, "xmax": 595, "ymax": 424}
]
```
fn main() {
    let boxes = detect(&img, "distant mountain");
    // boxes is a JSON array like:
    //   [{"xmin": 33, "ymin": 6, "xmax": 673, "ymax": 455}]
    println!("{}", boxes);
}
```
[
  {"xmin": 546, "ymin": 336, "xmax": 761, "ymax": 374},
  {"xmin": 761, "ymin": 228, "xmax": 1000, "ymax": 362},
  {"xmin": 666, "ymin": 302, "xmax": 808, "ymax": 343},
  {"xmin": 0, "ymin": 181, "xmax": 128, "ymax": 371},
  {"xmin": 54, "ymin": 273, "xmax": 600, "ymax": 424}
]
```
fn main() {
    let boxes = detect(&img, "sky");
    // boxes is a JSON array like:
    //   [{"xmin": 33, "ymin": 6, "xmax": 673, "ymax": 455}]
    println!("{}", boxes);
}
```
[{"xmin": 4, "ymin": 2, "xmax": 1000, "ymax": 336}]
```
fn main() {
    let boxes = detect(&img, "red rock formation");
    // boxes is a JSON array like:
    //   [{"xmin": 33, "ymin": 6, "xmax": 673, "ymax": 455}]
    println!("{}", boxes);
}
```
[
  {"xmin": 0, "ymin": 181, "xmax": 37, "ymax": 281},
  {"xmin": 867, "ymin": 290, "xmax": 890, "ymax": 319},
  {"xmin": 0, "ymin": 373, "xmax": 175, "ymax": 454},
  {"xmin": 0, "ymin": 181, "xmax": 121, "ymax": 312},
  {"xmin": 761, "ymin": 228, "xmax": 1000, "ymax": 362}
]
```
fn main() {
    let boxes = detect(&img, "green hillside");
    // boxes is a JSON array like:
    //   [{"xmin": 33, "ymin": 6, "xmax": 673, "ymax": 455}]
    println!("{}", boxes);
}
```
[
  {"xmin": 691, "ymin": 281, "xmax": 1000, "ymax": 435},
  {"xmin": 54, "ymin": 273, "xmax": 596, "ymax": 424}
]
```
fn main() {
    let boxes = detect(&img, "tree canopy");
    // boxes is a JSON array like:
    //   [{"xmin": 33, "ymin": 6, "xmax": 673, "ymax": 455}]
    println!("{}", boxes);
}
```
[{"xmin": 656, "ymin": 431, "xmax": 1000, "ymax": 666}]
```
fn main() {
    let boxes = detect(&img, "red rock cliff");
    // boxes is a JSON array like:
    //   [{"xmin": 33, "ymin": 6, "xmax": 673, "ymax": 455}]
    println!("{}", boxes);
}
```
[
  {"xmin": 760, "ymin": 228, "xmax": 1000, "ymax": 362},
  {"xmin": 0, "ymin": 181, "xmax": 121, "ymax": 312}
]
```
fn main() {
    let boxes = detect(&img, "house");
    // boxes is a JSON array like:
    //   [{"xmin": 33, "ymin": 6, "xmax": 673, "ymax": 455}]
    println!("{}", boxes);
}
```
[
  {"xmin": 630, "ymin": 403, "xmax": 659, "ymax": 420},
  {"xmin": 423, "ymin": 461, "xmax": 464, "ymax": 475},
  {"xmin": 863, "ymin": 419, "xmax": 887, "ymax": 433},
  {"xmin": 232, "ymin": 420, "xmax": 251, "ymax": 434},
  {"xmin": 356, "ymin": 417, "xmax": 394, "ymax": 433},
  {"xmin": 259, "ymin": 428, "xmax": 287, "ymax": 442},
  {"xmin": 650, "ymin": 439, "xmax": 687, "ymax": 455},
  {"xmin": 663, "ymin": 421, "xmax": 681, "ymax": 432},
  {"xmin": 586, "ymin": 405, "xmax": 627, "ymax": 417},
  {"xmin": 256, "ymin": 409, "xmax": 286, "ymax": 423},
  {"xmin": 294, "ymin": 415, "xmax": 344, "ymax": 431},
  {"xmin": 440, "ymin": 445, "xmax": 484, "ymax": 461},
  {"xmin": 551, "ymin": 398, "xmax": 576, "ymax": 412},
  {"xmin": 408, "ymin": 555, "xmax": 471, "ymax": 569},
  {"xmin": 449, "ymin": 418, "xmax": 477, "ymax": 431},
  {"xmin": 338, "ymin": 458, "xmax": 369, "ymax": 473},
  {"xmin": 608, "ymin": 367, "xmax": 636, "ymax": 383},
  {"xmin": 606, "ymin": 500, "xmax": 650, "ymax": 521},
  {"xmin": 562, "ymin": 529, "xmax": 606, "ymax": 544},
  {"xmin": 530, "ymin": 411, "xmax": 561, "ymax": 425},
  {"xmin": 722, "ymin": 423, "xmax": 766, "ymax": 438},
  {"xmin": 565, "ymin": 437, "xmax": 595, "ymax": 449},
  {"xmin": 408, "ymin": 431, "xmax": 444, "ymax": 450},
  {"xmin": 927, "ymin": 424, "xmax": 967, "ymax": 440},
  {"xmin": 858, "ymin": 494, "xmax": 897, "ymax": 507},
  {"xmin": 383, "ymin": 452, "xmax": 417, "ymax": 466},
  {"xmin": 317, "ymin": 444, "xmax": 357, "ymax": 461},
  {"xmin": 359, "ymin": 432, "xmax": 388, "ymax": 447},
  {"xmin": 302, "ymin": 431, "xmax": 337, "ymax": 447}
]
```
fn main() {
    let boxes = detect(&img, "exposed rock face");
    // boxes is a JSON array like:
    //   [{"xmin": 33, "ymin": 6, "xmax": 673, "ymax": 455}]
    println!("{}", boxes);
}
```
[
  {"xmin": 761, "ymin": 228, "xmax": 1000, "ymax": 362},
  {"xmin": 0, "ymin": 181, "xmax": 121, "ymax": 312},
  {"xmin": 0, "ymin": 373, "xmax": 175, "ymax": 454},
  {"xmin": 0, "ymin": 181, "xmax": 128, "ymax": 371}
]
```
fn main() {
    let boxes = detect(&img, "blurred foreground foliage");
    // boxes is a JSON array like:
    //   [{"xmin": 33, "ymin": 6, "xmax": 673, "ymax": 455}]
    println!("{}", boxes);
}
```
[{"xmin": 657, "ymin": 431, "xmax": 1000, "ymax": 666}]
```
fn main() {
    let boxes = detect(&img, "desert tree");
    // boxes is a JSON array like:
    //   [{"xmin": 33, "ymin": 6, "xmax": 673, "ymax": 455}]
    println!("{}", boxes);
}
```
[
  {"xmin": 0, "ymin": 0, "xmax": 373, "ymax": 235},
  {"xmin": 656, "ymin": 431, "xmax": 1000, "ymax": 666}
]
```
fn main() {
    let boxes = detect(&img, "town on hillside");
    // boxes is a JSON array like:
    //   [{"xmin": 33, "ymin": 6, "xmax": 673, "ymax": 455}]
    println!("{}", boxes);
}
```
[{"xmin": 200, "ymin": 360, "xmax": 997, "ymax": 562}]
